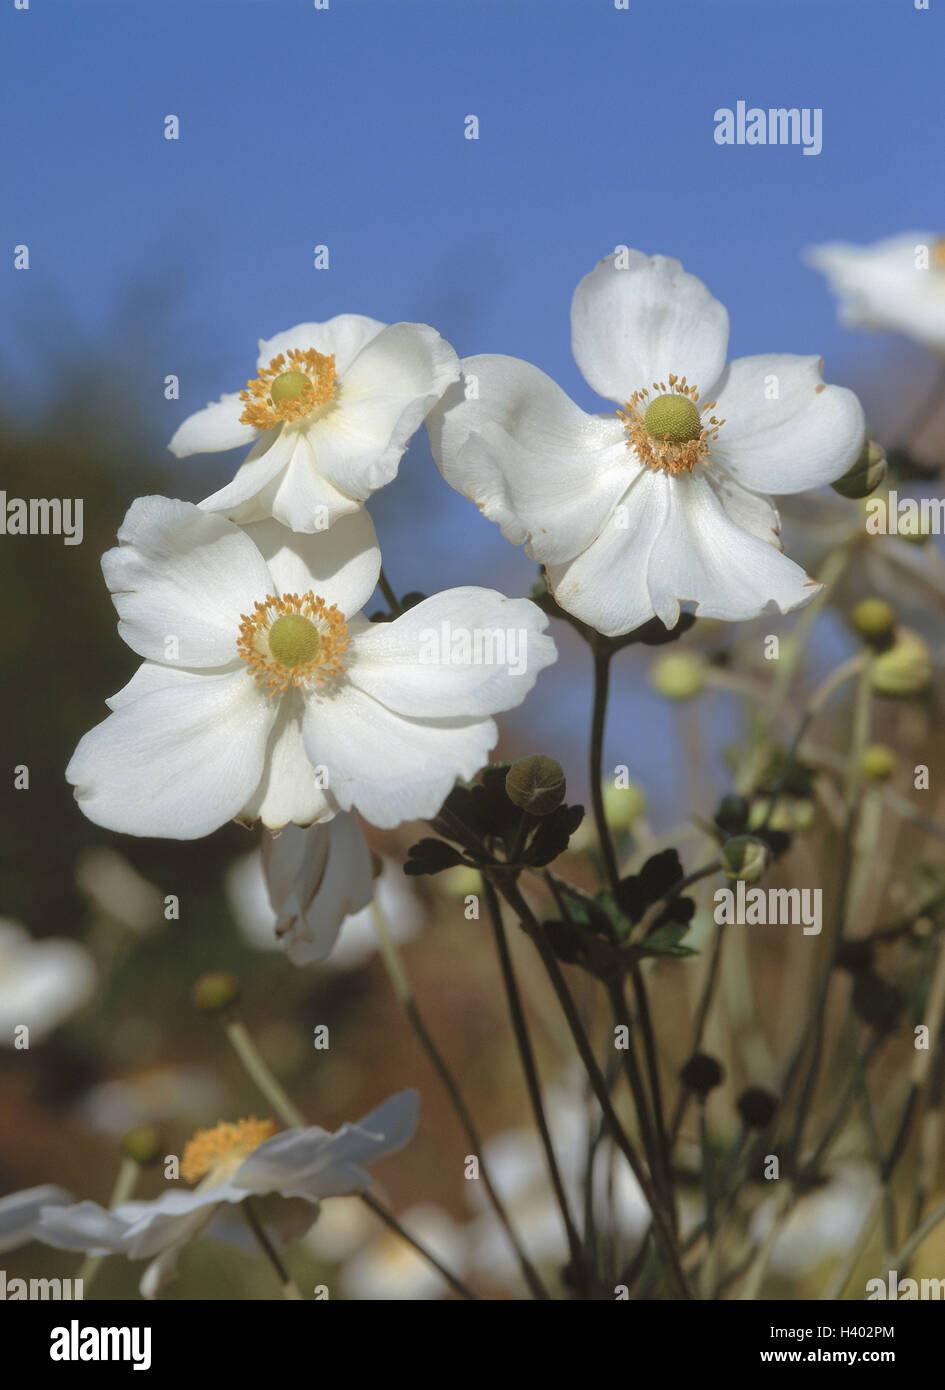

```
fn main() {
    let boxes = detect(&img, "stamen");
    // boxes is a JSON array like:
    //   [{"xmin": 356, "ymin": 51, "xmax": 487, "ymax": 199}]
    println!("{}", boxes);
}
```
[
  {"xmin": 238, "ymin": 591, "xmax": 349, "ymax": 697},
  {"xmin": 618, "ymin": 377, "xmax": 725, "ymax": 476},
  {"xmin": 180, "ymin": 1117, "xmax": 277, "ymax": 1184},
  {"xmin": 239, "ymin": 348, "xmax": 338, "ymax": 429}
]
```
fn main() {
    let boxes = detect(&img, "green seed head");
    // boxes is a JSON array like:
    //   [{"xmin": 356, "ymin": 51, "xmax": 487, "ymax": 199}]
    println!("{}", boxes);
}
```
[
  {"xmin": 643, "ymin": 393, "xmax": 702, "ymax": 444},
  {"xmin": 270, "ymin": 370, "xmax": 314, "ymax": 405},
  {"xmin": 851, "ymin": 597, "xmax": 896, "ymax": 648},
  {"xmin": 268, "ymin": 614, "xmax": 321, "ymax": 668},
  {"xmin": 860, "ymin": 744, "xmax": 897, "ymax": 782}
]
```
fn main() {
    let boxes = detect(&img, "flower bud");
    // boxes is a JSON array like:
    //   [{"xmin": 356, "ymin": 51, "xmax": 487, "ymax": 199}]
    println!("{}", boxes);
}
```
[
  {"xmin": 192, "ymin": 970, "xmax": 240, "ymax": 1013},
  {"xmin": 860, "ymin": 744, "xmax": 897, "ymax": 782},
  {"xmin": 747, "ymin": 799, "xmax": 794, "ymax": 834},
  {"xmin": 831, "ymin": 438, "xmax": 887, "ymax": 499},
  {"xmin": 850, "ymin": 598, "xmax": 896, "ymax": 649},
  {"xmin": 737, "ymin": 1087, "xmax": 779, "ymax": 1130},
  {"xmin": 602, "ymin": 780, "xmax": 647, "ymax": 829},
  {"xmin": 790, "ymin": 799, "xmax": 818, "ymax": 832},
  {"xmin": 650, "ymin": 652, "xmax": 706, "ymax": 701},
  {"xmin": 715, "ymin": 793, "xmax": 749, "ymax": 836},
  {"xmin": 505, "ymin": 755, "xmax": 566, "ymax": 816},
  {"xmin": 680, "ymin": 1052, "xmax": 724, "ymax": 1096},
  {"xmin": 120, "ymin": 1124, "xmax": 163, "ymax": 1167},
  {"xmin": 871, "ymin": 629, "xmax": 932, "ymax": 697},
  {"xmin": 721, "ymin": 835, "xmax": 769, "ymax": 884}
]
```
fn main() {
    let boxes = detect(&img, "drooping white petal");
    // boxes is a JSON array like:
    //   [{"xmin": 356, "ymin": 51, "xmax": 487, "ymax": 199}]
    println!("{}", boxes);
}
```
[
  {"xmin": 303, "ymin": 684, "xmax": 498, "ymax": 829},
  {"xmin": 709, "ymin": 355, "xmax": 865, "ymax": 494},
  {"xmin": 168, "ymin": 393, "xmax": 258, "ymax": 458},
  {"xmin": 265, "ymin": 816, "xmax": 375, "ymax": 967},
  {"xmin": 67, "ymin": 669, "xmax": 276, "ymax": 839},
  {"xmin": 258, "ymin": 315, "xmax": 388, "ymax": 378},
  {"xmin": 0, "ymin": 1185, "xmax": 73, "ymax": 1253},
  {"xmin": 705, "ymin": 467, "xmax": 782, "ymax": 548},
  {"xmin": 806, "ymin": 233, "xmax": 945, "ymax": 352},
  {"xmin": 35, "ymin": 1200, "xmax": 132, "ymax": 1254},
  {"xmin": 0, "ymin": 929, "xmax": 96, "ymax": 1044},
  {"xmin": 307, "ymin": 322, "xmax": 460, "ymax": 501},
  {"xmin": 102, "ymin": 497, "xmax": 274, "ymax": 667},
  {"xmin": 239, "ymin": 692, "xmax": 335, "ymax": 831},
  {"xmin": 428, "ymin": 355, "xmax": 636, "ymax": 564},
  {"xmin": 545, "ymin": 471, "xmax": 670, "ymax": 636},
  {"xmin": 347, "ymin": 587, "xmax": 556, "ymax": 717},
  {"xmin": 645, "ymin": 472, "xmax": 821, "ymax": 627},
  {"xmin": 240, "ymin": 508, "xmax": 381, "ymax": 616},
  {"xmin": 570, "ymin": 251, "xmax": 730, "ymax": 403},
  {"xmin": 197, "ymin": 429, "xmax": 299, "ymax": 521}
]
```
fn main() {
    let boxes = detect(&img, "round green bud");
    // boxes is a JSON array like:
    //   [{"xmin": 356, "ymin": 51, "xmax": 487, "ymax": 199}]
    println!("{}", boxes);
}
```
[
  {"xmin": 505, "ymin": 755, "xmax": 566, "ymax": 816},
  {"xmin": 850, "ymin": 597, "xmax": 897, "ymax": 648},
  {"xmin": 270, "ymin": 370, "xmax": 314, "ymax": 404},
  {"xmin": 650, "ymin": 652, "xmax": 706, "ymax": 701},
  {"xmin": 722, "ymin": 834, "xmax": 769, "ymax": 884},
  {"xmin": 716, "ymin": 793, "xmax": 749, "ymax": 836},
  {"xmin": 192, "ymin": 970, "xmax": 240, "ymax": 1013},
  {"xmin": 747, "ymin": 799, "xmax": 794, "ymax": 834},
  {"xmin": 268, "ymin": 614, "xmax": 320, "ymax": 667},
  {"xmin": 120, "ymin": 1124, "xmax": 163, "ymax": 1168},
  {"xmin": 644, "ymin": 393, "xmax": 702, "ymax": 443},
  {"xmin": 831, "ymin": 438, "xmax": 887, "ymax": 499},
  {"xmin": 871, "ymin": 629, "xmax": 932, "ymax": 698},
  {"xmin": 790, "ymin": 798, "xmax": 818, "ymax": 833},
  {"xmin": 860, "ymin": 743, "xmax": 897, "ymax": 782},
  {"xmin": 602, "ymin": 780, "xmax": 647, "ymax": 830}
]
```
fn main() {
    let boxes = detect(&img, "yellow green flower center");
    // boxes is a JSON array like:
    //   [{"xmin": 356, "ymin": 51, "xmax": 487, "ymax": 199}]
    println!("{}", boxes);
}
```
[
  {"xmin": 270, "ymin": 370, "xmax": 315, "ymax": 405},
  {"xmin": 239, "ymin": 348, "xmax": 338, "ymax": 429},
  {"xmin": 644, "ymin": 393, "xmax": 702, "ymax": 444},
  {"xmin": 267, "ymin": 613, "xmax": 322, "ymax": 667}
]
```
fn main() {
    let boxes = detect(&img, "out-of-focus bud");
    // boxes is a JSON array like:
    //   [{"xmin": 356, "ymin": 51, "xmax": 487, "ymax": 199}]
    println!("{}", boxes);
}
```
[
  {"xmin": 120, "ymin": 1125, "xmax": 163, "ymax": 1167},
  {"xmin": 680, "ymin": 1052, "xmax": 724, "ymax": 1096},
  {"xmin": 721, "ymin": 835, "xmax": 769, "ymax": 884},
  {"xmin": 602, "ymin": 780, "xmax": 647, "ymax": 830},
  {"xmin": 850, "ymin": 597, "xmax": 896, "ymax": 650},
  {"xmin": 715, "ymin": 793, "xmax": 749, "ymax": 837},
  {"xmin": 505, "ymin": 755, "xmax": 566, "ymax": 816},
  {"xmin": 871, "ymin": 629, "xmax": 932, "ymax": 697},
  {"xmin": 860, "ymin": 744, "xmax": 897, "ymax": 782},
  {"xmin": 790, "ymin": 799, "xmax": 818, "ymax": 832},
  {"xmin": 832, "ymin": 437, "xmax": 887, "ymax": 499},
  {"xmin": 649, "ymin": 651, "xmax": 706, "ymax": 701},
  {"xmin": 747, "ymin": 799, "xmax": 794, "ymax": 834},
  {"xmin": 737, "ymin": 1087, "xmax": 779, "ymax": 1130},
  {"xmin": 192, "ymin": 970, "xmax": 240, "ymax": 1013}
]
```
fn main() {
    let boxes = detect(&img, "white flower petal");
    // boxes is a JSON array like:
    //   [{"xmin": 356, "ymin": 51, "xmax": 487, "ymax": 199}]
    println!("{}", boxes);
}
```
[
  {"xmin": 197, "ymin": 429, "xmax": 295, "ymax": 521},
  {"xmin": 240, "ymin": 507, "xmax": 381, "ymax": 615},
  {"xmin": 272, "ymin": 817, "xmax": 375, "ymax": 967},
  {"xmin": 103, "ymin": 497, "xmax": 274, "ymax": 668},
  {"xmin": 545, "ymin": 471, "xmax": 669, "ymax": 636},
  {"xmin": 428, "ymin": 355, "xmax": 635, "ymax": 564},
  {"xmin": 806, "ymin": 233, "xmax": 945, "ymax": 352},
  {"xmin": 35, "ymin": 1200, "xmax": 131, "ymax": 1254},
  {"xmin": 710, "ymin": 354, "xmax": 865, "ymax": 494},
  {"xmin": 258, "ymin": 315, "xmax": 388, "ymax": 377},
  {"xmin": 303, "ymin": 684, "xmax": 497, "ymax": 828},
  {"xmin": 0, "ymin": 936, "xmax": 96, "ymax": 1044},
  {"xmin": 309, "ymin": 322, "xmax": 460, "ymax": 500},
  {"xmin": 347, "ymin": 588, "xmax": 556, "ymax": 717},
  {"xmin": 0, "ymin": 1185, "xmax": 73, "ymax": 1253},
  {"xmin": 239, "ymin": 693, "xmax": 335, "ymax": 831},
  {"xmin": 571, "ymin": 251, "xmax": 730, "ymax": 403},
  {"xmin": 168, "ymin": 393, "xmax": 257, "ymax": 458},
  {"xmin": 645, "ymin": 472, "xmax": 820, "ymax": 626},
  {"xmin": 67, "ymin": 669, "xmax": 276, "ymax": 839},
  {"xmin": 705, "ymin": 468, "xmax": 782, "ymax": 547}
]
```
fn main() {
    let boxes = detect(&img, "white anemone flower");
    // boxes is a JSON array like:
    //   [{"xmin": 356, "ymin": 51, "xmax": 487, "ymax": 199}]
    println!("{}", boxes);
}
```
[
  {"xmin": 66, "ymin": 499, "xmax": 556, "ymax": 838},
  {"xmin": 0, "ymin": 920, "xmax": 96, "ymax": 1045},
  {"xmin": 429, "ymin": 249, "xmax": 865, "ymax": 636},
  {"xmin": 806, "ymin": 232, "xmax": 945, "ymax": 355},
  {"xmin": 0, "ymin": 1184, "xmax": 73, "ymax": 1253},
  {"xmin": 36, "ymin": 1090, "xmax": 419, "ymax": 1298},
  {"xmin": 341, "ymin": 1202, "xmax": 469, "ymax": 1301},
  {"xmin": 169, "ymin": 316, "xmax": 460, "ymax": 532}
]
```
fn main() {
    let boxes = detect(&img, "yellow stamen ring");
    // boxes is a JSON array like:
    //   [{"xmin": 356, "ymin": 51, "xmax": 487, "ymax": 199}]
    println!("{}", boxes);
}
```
[
  {"xmin": 238, "ymin": 591, "xmax": 349, "ymax": 697},
  {"xmin": 239, "ymin": 348, "xmax": 338, "ymax": 429},
  {"xmin": 180, "ymin": 1117, "xmax": 277, "ymax": 1184},
  {"xmin": 617, "ymin": 375, "xmax": 725, "ymax": 476}
]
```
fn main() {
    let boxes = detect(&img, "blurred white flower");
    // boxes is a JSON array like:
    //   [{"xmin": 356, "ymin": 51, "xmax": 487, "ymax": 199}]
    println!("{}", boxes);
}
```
[
  {"xmin": 169, "ymin": 315, "xmax": 460, "ymax": 533},
  {"xmin": 750, "ymin": 1163, "xmax": 878, "ymax": 1278},
  {"xmin": 0, "ymin": 1184, "xmax": 73, "ymax": 1253},
  {"xmin": 341, "ymin": 1203, "xmax": 468, "ymax": 1301},
  {"xmin": 0, "ymin": 920, "xmax": 96, "ymax": 1045},
  {"xmin": 74, "ymin": 846, "xmax": 164, "ymax": 935},
  {"xmin": 228, "ymin": 826, "xmax": 421, "ymax": 970},
  {"xmin": 67, "ymin": 499, "xmax": 555, "ymax": 837},
  {"xmin": 807, "ymin": 232, "xmax": 945, "ymax": 354},
  {"xmin": 76, "ymin": 1065, "xmax": 227, "ymax": 1136},
  {"xmin": 37, "ymin": 1090, "xmax": 419, "ymax": 1298},
  {"xmin": 430, "ymin": 249, "xmax": 865, "ymax": 635}
]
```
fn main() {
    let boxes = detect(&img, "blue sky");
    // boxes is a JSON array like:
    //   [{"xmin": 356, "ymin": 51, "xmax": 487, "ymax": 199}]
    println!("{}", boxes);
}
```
[{"xmin": 2, "ymin": 0, "xmax": 941, "ymax": 813}]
